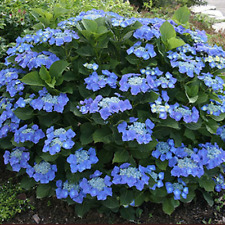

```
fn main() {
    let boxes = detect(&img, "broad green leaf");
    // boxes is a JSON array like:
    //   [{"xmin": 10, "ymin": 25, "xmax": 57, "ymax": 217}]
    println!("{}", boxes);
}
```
[
  {"xmin": 172, "ymin": 6, "xmax": 190, "ymax": 25},
  {"xmin": 13, "ymin": 107, "xmax": 33, "ymax": 120},
  {"xmin": 102, "ymin": 197, "xmax": 120, "ymax": 209},
  {"xmin": 184, "ymin": 128, "xmax": 196, "ymax": 141},
  {"xmin": 20, "ymin": 71, "xmax": 45, "ymax": 86},
  {"xmin": 159, "ymin": 118, "xmax": 181, "ymax": 130},
  {"xmin": 162, "ymin": 198, "xmax": 180, "ymax": 215},
  {"xmin": 185, "ymin": 81, "xmax": 199, "ymax": 103},
  {"xmin": 76, "ymin": 46, "xmax": 94, "ymax": 56},
  {"xmin": 20, "ymin": 176, "xmax": 36, "ymax": 190},
  {"xmin": 160, "ymin": 21, "xmax": 176, "ymax": 43},
  {"xmin": 93, "ymin": 127, "xmax": 112, "ymax": 143},
  {"xmin": 113, "ymin": 150, "xmax": 129, "ymax": 163},
  {"xmin": 40, "ymin": 152, "xmax": 59, "ymax": 162},
  {"xmin": 75, "ymin": 201, "xmax": 90, "ymax": 218},
  {"xmin": 137, "ymin": 138, "xmax": 158, "ymax": 152},
  {"xmin": 120, "ymin": 189, "xmax": 134, "ymax": 206},
  {"xmin": 185, "ymin": 119, "xmax": 202, "ymax": 130},
  {"xmin": 202, "ymin": 191, "xmax": 214, "ymax": 207},
  {"xmin": 36, "ymin": 184, "xmax": 52, "ymax": 198},
  {"xmin": 155, "ymin": 159, "xmax": 168, "ymax": 170},
  {"xmin": 39, "ymin": 65, "xmax": 51, "ymax": 83},
  {"xmin": 206, "ymin": 119, "xmax": 219, "ymax": 134},
  {"xmin": 82, "ymin": 19, "xmax": 98, "ymax": 32},
  {"xmin": 120, "ymin": 207, "xmax": 135, "ymax": 221},
  {"xmin": 80, "ymin": 122, "xmax": 95, "ymax": 145},
  {"xmin": 210, "ymin": 113, "xmax": 225, "ymax": 122},
  {"xmin": 199, "ymin": 175, "xmax": 215, "ymax": 192},
  {"xmin": 49, "ymin": 60, "xmax": 69, "ymax": 79},
  {"xmin": 167, "ymin": 37, "xmax": 185, "ymax": 50},
  {"xmin": 134, "ymin": 191, "xmax": 146, "ymax": 206}
]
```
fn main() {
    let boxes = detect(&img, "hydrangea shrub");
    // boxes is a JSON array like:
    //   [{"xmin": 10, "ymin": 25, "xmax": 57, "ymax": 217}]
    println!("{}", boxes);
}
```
[{"xmin": 1, "ymin": 8, "xmax": 225, "ymax": 218}]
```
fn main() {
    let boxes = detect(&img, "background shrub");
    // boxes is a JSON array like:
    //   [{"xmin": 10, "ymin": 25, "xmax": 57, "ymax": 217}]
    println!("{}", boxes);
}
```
[{"xmin": 1, "ymin": 7, "xmax": 225, "ymax": 219}]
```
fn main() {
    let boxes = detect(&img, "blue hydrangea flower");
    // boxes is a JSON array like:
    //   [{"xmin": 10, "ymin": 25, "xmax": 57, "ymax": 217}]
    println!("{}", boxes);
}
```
[
  {"xmin": 193, "ymin": 142, "xmax": 225, "ymax": 170},
  {"xmin": 154, "ymin": 72, "xmax": 177, "ymax": 89},
  {"xmin": 80, "ymin": 170, "xmax": 112, "ymax": 200},
  {"xmin": 127, "ymin": 41, "xmax": 156, "ymax": 60},
  {"xmin": 111, "ymin": 17, "xmax": 136, "ymax": 27},
  {"xmin": 198, "ymin": 72, "xmax": 224, "ymax": 92},
  {"xmin": 145, "ymin": 165, "xmax": 164, "ymax": 190},
  {"xmin": 204, "ymin": 55, "xmax": 225, "ymax": 69},
  {"xmin": 85, "ymin": 70, "xmax": 118, "ymax": 91},
  {"xmin": 26, "ymin": 161, "xmax": 57, "ymax": 184},
  {"xmin": 165, "ymin": 178, "xmax": 189, "ymax": 200},
  {"xmin": 201, "ymin": 101, "xmax": 225, "ymax": 116},
  {"xmin": 117, "ymin": 117, "xmax": 155, "ymax": 144},
  {"xmin": 169, "ymin": 103, "xmax": 199, "ymax": 123},
  {"xmin": 213, "ymin": 174, "xmax": 225, "ymax": 192},
  {"xmin": 56, "ymin": 180, "xmax": 86, "ymax": 203},
  {"xmin": 216, "ymin": 125, "xmax": 225, "ymax": 141},
  {"xmin": 150, "ymin": 91, "xmax": 171, "ymax": 119},
  {"xmin": 111, "ymin": 163, "xmax": 149, "ymax": 191},
  {"xmin": 67, "ymin": 147, "xmax": 98, "ymax": 173},
  {"xmin": 3, "ymin": 147, "xmax": 30, "ymax": 172},
  {"xmin": 43, "ymin": 126, "xmax": 76, "ymax": 155},
  {"xmin": 0, "ymin": 98, "xmax": 20, "ymax": 138},
  {"xmin": 170, "ymin": 57, "xmax": 205, "ymax": 78},
  {"xmin": 152, "ymin": 139, "xmax": 176, "ymax": 163},
  {"xmin": 119, "ymin": 73, "xmax": 155, "ymax": 95},
  {"xmin": 15, "ymin": 94, "xmax": 35, "ymax": 108},
  {"xmin": 30, "ymin": 87, "xmax": 69, "ymax": 113},
  {"xmin": 78, "ymin": 95, "xmax": 132, "ymax": 120},
  {"xmin": 83, "ymin": 62, "xmax": 99, "ymax": 71},
  {"xmin": 14, "ymin": 124, "xmax": 45, "ymax": 144},
  {"xmin": 133, "ymin": 25, "xmax": 160, "ymax": 41}
]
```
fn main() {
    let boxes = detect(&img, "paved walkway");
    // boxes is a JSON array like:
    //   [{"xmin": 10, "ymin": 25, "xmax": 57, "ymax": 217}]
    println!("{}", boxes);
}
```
[{"xmin": 191, "ymin": 0, "xmax": 225, "ymax": 32}]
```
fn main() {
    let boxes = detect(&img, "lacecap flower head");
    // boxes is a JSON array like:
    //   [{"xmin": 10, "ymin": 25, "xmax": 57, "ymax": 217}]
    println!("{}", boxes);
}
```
[
  {"xmin": 67, "ymin": 147, "xmax": 98, "ymax": 173},
  {"xmin": 3, "ymin": 147, "xmax": 30, "ymax": 172}
]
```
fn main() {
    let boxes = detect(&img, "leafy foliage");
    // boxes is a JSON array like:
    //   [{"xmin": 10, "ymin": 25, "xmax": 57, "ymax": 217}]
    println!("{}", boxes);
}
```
[{"xmin": 1, "ymin": 7, "xmax": 225, "ymax": 219}]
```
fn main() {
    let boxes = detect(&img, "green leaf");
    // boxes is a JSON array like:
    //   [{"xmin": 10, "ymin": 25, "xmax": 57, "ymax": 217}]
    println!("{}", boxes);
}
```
[
  {"xmin": 49, "ymin": 60, "xmax": 69, "ymax": 80},
  {"xmin": 134, "ymin": 191, "xmax": 146, "ymax": 206},
  {"xmin": 202, "ymin": 191, "xmax": 214, "ymax": 207},
  {"xmin": 93, "ymin": 127, "xmax": 112, "ymax": 144},
  {"xmin": 155, "ymin": 159, "xmax": 168, "ymax": 170},
  {"xmin": 120, "ymin": 207, "xmax": 135, "ymax": 221},
  {"xmin": 102, "ymin": 197, "xmax": 120, "ymax": 209},
  {"xmin": 172, "ymin": 6, "xmax": 190, "ymax": 25},
  {"xmin": 76, "ymin": 46, "xmax": 94, "ymax": 56},
  {"xmin": 13, "ymin": 107, "xmax": 33, "ymax": 120},
  {"xmin": 36, "ymin": 184, "xmax": 52, "ymax": 198},
  {"xmin": 20, "ymin": 71, "xmax": 45, "ymax": 86},
  {"xmin": 38, "ymin": 113, "xmax": 60, "ymax": 127},
  {"xmin": 199, "ymin": 175, "xmax": 215, "ymax": 192},
  {"xmin": 82, "ymin": 19, "xmax": 98, "ymax": 32},
  {"xmin": 210, "ymin": 113, "xmax": 225, "ymax": 122},
  {"xmin": 206, "ymin": 119, "xmax": 219, "ymax": 134},
  {"xmin": 159, "ymin": 118, "xmax": 181, "ymax": 130},
  {"xmin": 80, "ymin": 122, "xmax": 95, "ymax": 145},
  {"xmin": 75, "ymin": 201, "xmax": 91, "ymax": 218},
  {"xmin": 137, "ymin": 138, "xmax": 158, "ymax": 152},
  {"xmin": 113, "ymin": 150, "xmax": 129, "ymax": 163},
  {"xmin": 120, "ymin": 189, "xmax": 134, "ymax": 206},
  {"xmin": 185, "ymin": 80, "xmax": 199, "ymax": 103},
  {"xmin": 39, "ymin": 65, "xmax": 51, "ymax": 83},
  {"xmin": 20, "ymin": 176, "xmax": 36, "ymax": 190},
  {"xmin": 167, "ymin": 37, "xmax": 185, "ymax": 50},
  {"xmin": 162, "ymin": 198, "xmax": 180, "ymax": 215},
  {"xmin": 160, "ymin": 21, "xmax": 176, "ymax": 43},
  {"xmin": 184, "ymin": 128, "xmax": 196, "ymax": 141},
  {"xmin": 184, "ymin": 119, "xmax": 202, "ymax": 130},
  {"xmin": 40, "ymin": 152, "xmax": 59, "ymax": 162}
]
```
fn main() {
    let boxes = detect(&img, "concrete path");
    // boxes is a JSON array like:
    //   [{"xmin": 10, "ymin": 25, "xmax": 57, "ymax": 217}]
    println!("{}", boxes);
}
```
[{"xmin": 190, "ymin": 0, "xmax": 225, "ymax": 32}]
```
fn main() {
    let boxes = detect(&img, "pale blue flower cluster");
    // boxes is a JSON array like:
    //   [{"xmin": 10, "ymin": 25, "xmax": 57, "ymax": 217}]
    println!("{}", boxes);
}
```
[
  {"xmin": 84, "ymin": 70, "xmax": 118, "ymax": 91},
  {"xmin": 80, "ymin": 170, "xmax": 112, "ymax": 200},
  {"xmin": 79, "ymin": 95, "xmax": 132, "ymax": 120},
  {"xmin": 30, "ymin": 87, "xmax": 69, "ymax": 113},
  {"xmin": 194, "ymin": 142, "xmax": 225, "ymax": 170},
  {"xmin": 204, "ymin": 55, "xmax": 225, "ymax": 69},
  {"xmin": 26, "ymin": 161, "xmax": 57, "ymax": 184},
  {"xmin": 43, "ymin": 126, "xmax": 76, "ymax": 155},
  {"xmin": 15, "ymin": 50, "xmax": 60, "ymax": 70},
  {"xmin": 111, "ymin": 163, "xmax": 149, "ymax": 191},
  {"xmin": 67, "ymin": 147, "xmax": 98, "ymax": 173},
  {"xmin": 201, "ymin": 100, "xmax": 225, "ymax": 116},
  {"xmin": 165, "ymin": 178, "xmax": 189, "ymax": 200},
  {"xmin": 56, "ymin": 180, "xmax": 86, "ymax": 203},
  {"xmin": 198, "ymin": 72, "xmax": 224, "ymax": 92},
  {"xmin": 0, "ymin": 68, "xmax": 25, "ymax": 97},
  {"xmin": 3, "ymin": 147, "xmax": 30, "ymax": 172},
  {"xmin": 0, "ymin": 98, "xmax": 20, "ymax": 138},
  {"xmin": 14, "ymin": 124, "xmax": 45, "ymax": 144},
  {"xmin": 127, "ymin": 41, "xmax": 156, "ymax": 60},
  {"xmin": 169, "ymin": 103, "xmax": 199, "ymax": 123},
  {"xmin": 213, "ymin": 174, "xmax": 225, "ymax": 192},
  {"xmin": 117, "ymin": 117, "xmax": 155, "ymax": 144},
  {"xmin": 217, "ymin": 125, "xmax": 225, "ymax": 141},
  {"xmin": 145, "ymin": 165, "xmax": 164, "ymax": 190},
  {"xmin": 133, "ymin": 25, "xmax": 161, "ymax": 41}
]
